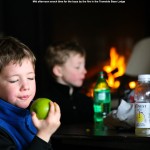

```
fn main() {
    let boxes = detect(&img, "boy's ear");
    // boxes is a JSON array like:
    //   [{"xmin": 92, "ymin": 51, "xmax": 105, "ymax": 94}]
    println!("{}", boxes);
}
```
[{"xmin": 52, "ymin": 65, "xmax": 63, "ymax": 77}]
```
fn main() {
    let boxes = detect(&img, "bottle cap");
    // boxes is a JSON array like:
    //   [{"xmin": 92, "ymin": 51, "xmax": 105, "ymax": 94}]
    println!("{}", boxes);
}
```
[{"xmin": 138, "ymin": 74, "xmax": 150, "ymax": 81}]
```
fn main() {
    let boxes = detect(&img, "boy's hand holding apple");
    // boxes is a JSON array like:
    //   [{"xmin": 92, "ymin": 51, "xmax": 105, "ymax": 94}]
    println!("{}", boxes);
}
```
[{"xmin": 30, "ymin": 98, "xmax": 61, "ymax": 142}]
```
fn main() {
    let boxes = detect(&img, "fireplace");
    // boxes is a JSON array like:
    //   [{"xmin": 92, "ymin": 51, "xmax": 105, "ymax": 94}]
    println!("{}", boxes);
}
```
[
  {"xmin": 83, "ymin": 49, "xmax": 134, "ymax": 108},
  {"xmin": 82, "ymin": 37, "xmax": 150, "ymax": 109}
]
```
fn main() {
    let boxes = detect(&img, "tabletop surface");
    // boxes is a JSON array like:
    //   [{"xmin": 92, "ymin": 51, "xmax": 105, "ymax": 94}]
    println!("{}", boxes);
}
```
[{"xmin": 52, "ymin": 123, "xmax": 150, "ymax": 150}]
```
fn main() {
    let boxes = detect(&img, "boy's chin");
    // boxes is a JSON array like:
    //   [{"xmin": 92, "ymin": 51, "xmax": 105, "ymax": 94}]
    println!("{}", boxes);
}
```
[
  {"xmin": 73, "ymin": 83, "xmax": 83, "ymax": 87},
  {"xmin": 16, "ymin": 101, "xmax": 31, "ymax": 109}
]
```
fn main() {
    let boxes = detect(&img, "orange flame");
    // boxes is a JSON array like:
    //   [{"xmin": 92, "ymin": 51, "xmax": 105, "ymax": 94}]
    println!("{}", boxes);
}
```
[{"xmin": 103, "ymin": 47, "xmax": 126, "ymax": 89}]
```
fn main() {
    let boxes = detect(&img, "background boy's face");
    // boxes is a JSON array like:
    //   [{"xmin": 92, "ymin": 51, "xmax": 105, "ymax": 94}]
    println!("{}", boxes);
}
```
[
  {"xmin": 0, "ymin": 58, "xmax": 36, "ymax": 109},
  {"xmin": 57, "ymin": 53, "xmax": 87, "ymax": 87}
]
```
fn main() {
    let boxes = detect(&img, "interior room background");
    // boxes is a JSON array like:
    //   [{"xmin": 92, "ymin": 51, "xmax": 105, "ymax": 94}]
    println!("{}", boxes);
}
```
[{"xmin": 0, "ymin": 0, "xmax": 150, "ymax": 106}]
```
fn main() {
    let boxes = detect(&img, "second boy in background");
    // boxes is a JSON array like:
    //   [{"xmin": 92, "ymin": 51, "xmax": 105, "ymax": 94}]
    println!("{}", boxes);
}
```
[{"xmin": 41, "ymin": 41, "xmax": 94, "ymax": 124}]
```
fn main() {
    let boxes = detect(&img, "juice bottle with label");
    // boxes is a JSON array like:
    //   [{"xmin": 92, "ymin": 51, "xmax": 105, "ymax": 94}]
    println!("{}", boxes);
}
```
[{"xmin": 135, "ymin": 74, "xmax": 150, "ymax": 136}]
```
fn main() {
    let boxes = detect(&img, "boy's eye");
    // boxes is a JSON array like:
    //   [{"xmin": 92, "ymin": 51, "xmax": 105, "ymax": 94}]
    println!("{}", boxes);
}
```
[
  {"xmin": 9, "ymin": 80, "xmax": 19, "ymax": 83},
  {"xmin": 28, "ymin": 77, "xmax": 35, "ymax": 80},
  {"xmin": 8, "ymin": 77, "xmax": 35, "ymax": 83},
  {"xmin": 75, "ymin": 66, "xmax": 80, "ymax": 69}
]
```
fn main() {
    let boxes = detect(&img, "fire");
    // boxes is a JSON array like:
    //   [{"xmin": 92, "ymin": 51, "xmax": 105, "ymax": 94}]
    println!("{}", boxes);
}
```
[
  {"xmin": 103, "ymin": 47, "xmax": 126, "ymax": 89},
  {"xmin": 85, "ymin": 46, "xmax": 135, "ymax": 98}
]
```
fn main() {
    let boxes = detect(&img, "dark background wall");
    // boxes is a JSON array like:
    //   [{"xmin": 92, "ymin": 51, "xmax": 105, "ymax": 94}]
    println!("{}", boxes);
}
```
[{"xmin": 0, "ymin": 0, "xmax": 150, "ymax": 98}]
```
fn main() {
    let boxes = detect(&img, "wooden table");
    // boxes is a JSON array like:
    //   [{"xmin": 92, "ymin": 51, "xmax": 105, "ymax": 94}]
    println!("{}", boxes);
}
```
[{"xmin": 51, "ymin": 123, "xmax": 150, "ymax": 150}]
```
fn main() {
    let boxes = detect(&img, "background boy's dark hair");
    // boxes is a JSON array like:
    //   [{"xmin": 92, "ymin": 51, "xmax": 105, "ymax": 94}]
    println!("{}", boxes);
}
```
[{"xmin": 45, "ymin": 40, "xmax": 86, "ymax": 77}]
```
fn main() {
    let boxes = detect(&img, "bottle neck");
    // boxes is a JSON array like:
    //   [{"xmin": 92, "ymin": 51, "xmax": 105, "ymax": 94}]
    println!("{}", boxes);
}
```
[
  {"xmin": 95, "ymin": 72, "xmax": 109, "ymax": 89},
  {"xmin": 99, "ymin": 71, "xmax": 104, "ymax": 78}
]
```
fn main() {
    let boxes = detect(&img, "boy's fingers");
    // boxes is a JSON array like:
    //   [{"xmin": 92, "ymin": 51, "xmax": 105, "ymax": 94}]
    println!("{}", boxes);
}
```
[
  {"xmin": 31, "ymin": 111, "xmax": 39, "ymax": 125},
  {"xmin": 54, "ymin": 102, "xmax": 60, "ymax": 112}
]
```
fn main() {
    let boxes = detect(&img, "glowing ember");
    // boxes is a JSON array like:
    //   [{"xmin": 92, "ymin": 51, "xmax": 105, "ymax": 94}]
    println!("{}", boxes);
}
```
[{"xmin": 129, "ymin": 81, "xmax": 136, "ymax": 89}]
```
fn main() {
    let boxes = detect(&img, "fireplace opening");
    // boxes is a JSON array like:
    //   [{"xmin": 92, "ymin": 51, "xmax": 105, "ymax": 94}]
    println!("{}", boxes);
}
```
[
  {"xmin": 82, "ymin": 37, "xmax": 150, "ymax": 110},
  {"xmin": 82, "ymin": 45, "xmax": 138, "ymax": 109}
]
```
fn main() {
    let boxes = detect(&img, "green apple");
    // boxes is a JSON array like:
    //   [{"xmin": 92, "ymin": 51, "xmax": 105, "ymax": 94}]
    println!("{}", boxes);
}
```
[{"xmin": 30, "ymin": 98, "xmax": 51, "ymax": 120}]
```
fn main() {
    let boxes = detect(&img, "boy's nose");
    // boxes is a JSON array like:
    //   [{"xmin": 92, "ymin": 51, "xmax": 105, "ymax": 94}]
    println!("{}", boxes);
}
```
[
  {"xmin": 84, "ymin": 68, "xmax": 87, "ymax": 74},
  {"xmin": 20, "ymin": 82, "xmax": 30, "ymax": 91}
]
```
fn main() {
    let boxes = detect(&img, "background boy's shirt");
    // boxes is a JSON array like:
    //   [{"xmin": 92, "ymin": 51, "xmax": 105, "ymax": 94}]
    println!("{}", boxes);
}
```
[{"xmin": 40, "ymin": 79, "xmax": 94, "ymax": 124}]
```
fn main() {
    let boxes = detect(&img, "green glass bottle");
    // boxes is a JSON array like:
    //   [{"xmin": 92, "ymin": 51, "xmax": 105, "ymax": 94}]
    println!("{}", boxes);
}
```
[{"xmin": 93, "ymin": 71, "xmax": 111, "ymax": 123}]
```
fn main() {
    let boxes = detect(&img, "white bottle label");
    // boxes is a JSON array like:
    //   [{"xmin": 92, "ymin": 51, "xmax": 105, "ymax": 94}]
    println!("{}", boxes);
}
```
[
  {"xmin": 98, "ymin": 92, "xmax": 106, "ymax": 100},
  {"xmin": 135, "ymin": 103, "xmax": 150, "ymax": 128}
]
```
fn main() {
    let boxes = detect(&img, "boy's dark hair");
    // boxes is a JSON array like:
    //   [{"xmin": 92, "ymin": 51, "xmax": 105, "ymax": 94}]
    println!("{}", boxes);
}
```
[
  {"xmin": 0, "ymin": 36, "xmax": 36, "ymax": 73},
  {"xmin": 45, "ymin": 41, "xmax": 86, "ymax": 75}
]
